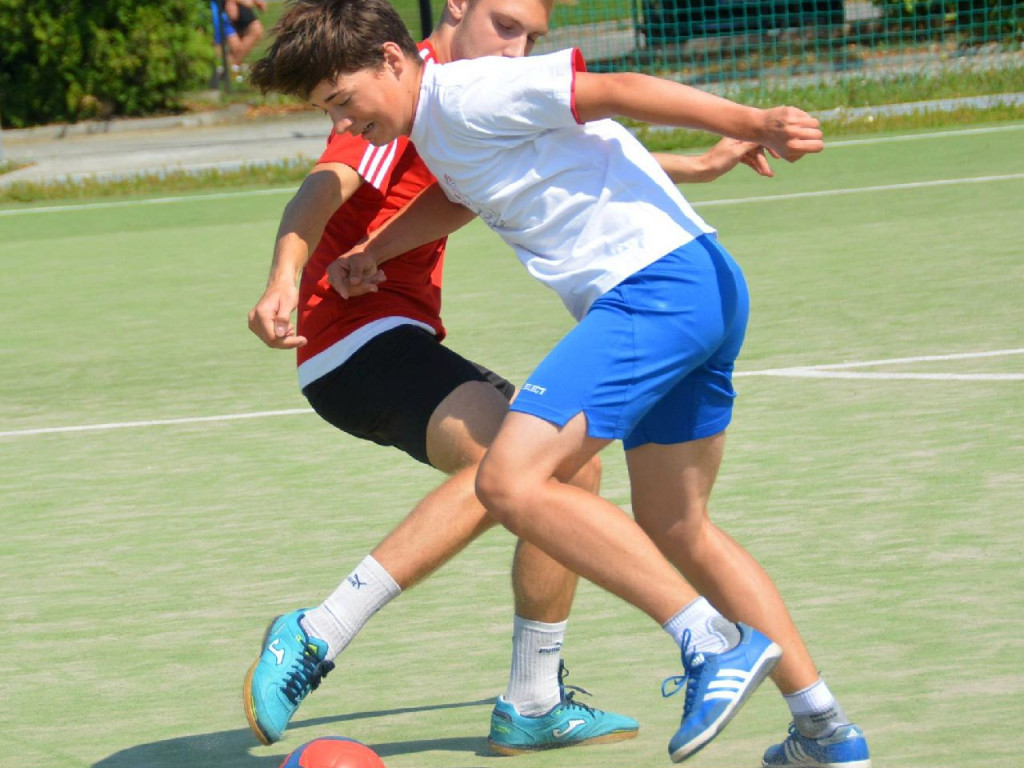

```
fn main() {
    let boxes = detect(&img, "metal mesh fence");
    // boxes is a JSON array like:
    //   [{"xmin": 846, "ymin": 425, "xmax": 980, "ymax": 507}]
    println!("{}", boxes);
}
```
[{"xmin": 529, "ymin": 0, "xmax": 1023, "ymax": 98}]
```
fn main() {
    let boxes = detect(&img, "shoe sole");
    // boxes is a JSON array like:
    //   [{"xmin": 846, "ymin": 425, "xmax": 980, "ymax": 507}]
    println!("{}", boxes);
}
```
[
  {"xmin": 669, "ymin": 641, "xmax": 783, "ymax": 764},
  {"xmin": 242, "ymin": 615, "xmax": 283, "ymax": 746},
  {"xmin": 487, "ymin": 727, "xmax": 638, "ymax": 756}
]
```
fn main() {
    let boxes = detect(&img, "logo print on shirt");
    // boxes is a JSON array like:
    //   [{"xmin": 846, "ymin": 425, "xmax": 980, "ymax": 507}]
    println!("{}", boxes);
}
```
[{"xmin": 441, "ymin": 174, "xmax": 505, "ymax": 228}]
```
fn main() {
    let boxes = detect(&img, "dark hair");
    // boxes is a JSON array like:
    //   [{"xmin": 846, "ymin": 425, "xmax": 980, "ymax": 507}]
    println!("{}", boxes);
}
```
[{"xmin": 249, "ymin": 0, "xmax": 419, "ymax": 100}]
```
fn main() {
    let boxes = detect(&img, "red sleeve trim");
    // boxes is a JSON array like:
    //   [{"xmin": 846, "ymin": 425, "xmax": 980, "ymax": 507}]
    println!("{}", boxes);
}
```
[
  {"xmin": 569, "ymin": 47, "xmax": 587, "ymax": 125},
  {"xmin": 318, "ymin": 129, "xmax": 371, "ymax": 168},
  {"xmin": 317, "ymin": 130, "xmax": 407, "ymax": 193}
]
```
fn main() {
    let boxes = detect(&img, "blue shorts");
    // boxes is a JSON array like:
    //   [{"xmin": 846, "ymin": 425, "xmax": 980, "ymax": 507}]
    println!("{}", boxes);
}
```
[
  {"xmin": 211, "ymin": 2, "xmax": 236, "ymax": 45},
  {"xmin": 510, "ymin": 235, "xmax": 749, "ymax": 449}
]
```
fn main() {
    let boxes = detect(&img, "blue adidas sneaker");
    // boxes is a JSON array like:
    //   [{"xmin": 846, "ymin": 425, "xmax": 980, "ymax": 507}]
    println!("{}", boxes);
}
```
[
  {"xmin": 664, "ymin": 623, "xmax": 782, "ymax": 763},
  {"xmin": 762, "ymin": 723, "xmax": 871, "ymax": 767},
  {"xmin": 488, "ymin": 665, "xmax": 638, "ymax": 755},
  {"xmin": 243, "ymin": 609, "xmax": 334, "ymax": 745}
]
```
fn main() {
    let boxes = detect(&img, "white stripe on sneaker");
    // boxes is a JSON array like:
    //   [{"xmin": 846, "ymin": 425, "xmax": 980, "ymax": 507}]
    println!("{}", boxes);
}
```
[{"xmin": 784, "ymin": 737, "xmax": 810, "ymax": 763}]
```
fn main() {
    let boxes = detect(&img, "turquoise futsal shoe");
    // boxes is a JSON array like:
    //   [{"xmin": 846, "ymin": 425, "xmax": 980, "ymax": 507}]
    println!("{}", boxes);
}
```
[
  {"xmin": 487, "ymin": 664, "xmax": 638, "ymax": 755},
  {"xmin": 762, "ymin": 723, "xmax": 872, "ymax": 767},
  {"xmin": 243, "ymin": 609, "xmax": 334, "ymax": 745},
  {"xmin": 664, "ymin": 623, "xmax": 782, "ymax": 763}
]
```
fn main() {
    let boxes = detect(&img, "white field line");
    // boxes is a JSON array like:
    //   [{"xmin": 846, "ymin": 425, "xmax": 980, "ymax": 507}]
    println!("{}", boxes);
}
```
[
  {"xmin": 0, "ymin": 187, "xmax": 294, "ymax": 217},
  {"xmin": 738, "ymin": 348, "xmax": 1024, "ymax": 381},
  {"xmin": 2, "ymin": 350, "xmax": 1020, "ymax": 439},
  {"xmin": 825, "ymin": 123, "xmax": 1024, "ymax": 148},
  {"xmin": 694, "ymin": 173, "xmax": 1024, "ymax": 208},
  {"xmin": 0, "ymin": 408, "xmax": 313, "ymax": 438},
  {"xmin": 743, "ymin": 371, "xmax": 1024, "ymax": 381}
]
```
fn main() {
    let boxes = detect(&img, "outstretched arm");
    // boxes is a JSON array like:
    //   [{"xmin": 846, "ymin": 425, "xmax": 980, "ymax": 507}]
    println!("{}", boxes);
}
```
[
  {"xmin": 574, "ymin": 71, "xmax": 823, "ymax": 162},
  {"xmin": 652, "ymin": 138, "xmax": 777, "ymax": 184},
  {"xmin": 327, "ymin": 181, "xmax": 477, "ymax": 298},
  {"xmin": 247, "ymin": 162, "xmax": 361, "ymax": 348}
]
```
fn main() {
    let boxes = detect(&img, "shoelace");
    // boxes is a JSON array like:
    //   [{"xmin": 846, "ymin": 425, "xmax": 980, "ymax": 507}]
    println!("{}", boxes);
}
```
[
  {"xmin": 281, "ymin": 644, "xmax": 336, "ymax": 705},
  {"xmin": 659, "ymin": 629, "xmax": 707, "ymax": 718},
  {"xmin": 557, "ymin": 661, "xmax": 596, "ymax": 714}
]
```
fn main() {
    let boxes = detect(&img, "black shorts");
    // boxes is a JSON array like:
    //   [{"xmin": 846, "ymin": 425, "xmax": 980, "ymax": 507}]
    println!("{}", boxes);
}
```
[
  {"xmin": 233, "ymin": 5, "xmax": 258, "ymax": 34},
  {"xmin": 302, "ymin": 325, "xmax": 515, "ymax": 467}
]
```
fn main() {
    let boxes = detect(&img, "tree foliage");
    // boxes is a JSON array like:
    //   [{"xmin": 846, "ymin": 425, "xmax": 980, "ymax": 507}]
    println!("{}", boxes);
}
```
[{"xmin": 0, "ymin": 0, "xmax": 214, "ymax": 128}]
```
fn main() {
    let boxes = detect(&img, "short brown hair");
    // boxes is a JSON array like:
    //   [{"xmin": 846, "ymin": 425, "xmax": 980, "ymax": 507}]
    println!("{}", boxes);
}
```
[{"xmin": 249, "ymin": 0, "xmax": 419, "ymax": 100}]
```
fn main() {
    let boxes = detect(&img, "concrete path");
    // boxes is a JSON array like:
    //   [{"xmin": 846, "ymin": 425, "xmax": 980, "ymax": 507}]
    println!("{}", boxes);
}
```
[{"xmin": 0, "ymin": 106, "xmax": 331, "ymax": 188}]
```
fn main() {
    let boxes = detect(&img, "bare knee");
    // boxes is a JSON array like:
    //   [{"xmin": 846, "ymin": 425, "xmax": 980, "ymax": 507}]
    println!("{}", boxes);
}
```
[
  {"xmin": 475, "ymin": 445, "xmax": 588, "ymax": 535},
  {"xmin": 475, "ymin": 452, "xmax": 527, "ymax": 533}
]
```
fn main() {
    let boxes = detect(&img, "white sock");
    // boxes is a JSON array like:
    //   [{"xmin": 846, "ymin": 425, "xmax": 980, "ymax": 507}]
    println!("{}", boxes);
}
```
[
  {"xmin": 662, "ymin": 597, "xmax": 740, "ymax": 655},
  {"xmin": 300, "ymin": 555, "xmax": 401, "ymax": 662},
  {"xmin": 504, "ymin": 616, "xmax": 565, "ymax": 717},
  {"xmin": 785, "ymin": 679, "xmax": 849, "ymax": 738}
]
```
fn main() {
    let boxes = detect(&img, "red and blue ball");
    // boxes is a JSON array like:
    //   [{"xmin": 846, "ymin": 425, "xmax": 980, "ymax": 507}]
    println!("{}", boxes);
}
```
[{"xmin": 278, "ymin": 737, "xmax": 386, "ymax": 768}]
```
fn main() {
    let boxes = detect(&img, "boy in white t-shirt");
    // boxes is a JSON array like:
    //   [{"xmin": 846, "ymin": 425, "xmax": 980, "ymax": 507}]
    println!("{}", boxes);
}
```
[{"xmin": 250, "ymin": 1, "xmax": 870, "ymax": 766}]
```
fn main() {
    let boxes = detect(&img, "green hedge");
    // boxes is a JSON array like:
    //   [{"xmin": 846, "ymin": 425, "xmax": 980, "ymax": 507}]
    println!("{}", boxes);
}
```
[
  {"xmin": 872, "ymin": 0, "xmax": 1024, "ymax": 34},
  {"xmin": 0, "ymin": 0, "xmax": 214, "ymax": 128}
]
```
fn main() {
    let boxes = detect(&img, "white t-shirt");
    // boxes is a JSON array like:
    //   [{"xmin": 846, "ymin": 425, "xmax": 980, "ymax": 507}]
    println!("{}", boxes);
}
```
[{"xmin": 409, "ymin": 48, "xmax": 716, "ymax": 320}]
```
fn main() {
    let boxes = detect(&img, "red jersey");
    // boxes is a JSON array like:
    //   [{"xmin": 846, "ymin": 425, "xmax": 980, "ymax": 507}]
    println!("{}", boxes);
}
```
[{"xmin": 297, "ymin": 42, "xmax": 445, "ymax": 376}]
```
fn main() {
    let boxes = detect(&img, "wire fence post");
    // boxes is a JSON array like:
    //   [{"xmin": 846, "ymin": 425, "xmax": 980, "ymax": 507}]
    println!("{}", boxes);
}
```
[
  {"xmin": 213, "ymin": 0, "xmax": 231, "ymax": 95},
  {"xmin": 418, "ymin": 0, "xmax": 433, "ymax": 38}
]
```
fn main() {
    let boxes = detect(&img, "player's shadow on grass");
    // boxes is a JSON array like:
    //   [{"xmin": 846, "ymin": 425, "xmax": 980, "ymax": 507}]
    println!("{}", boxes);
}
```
[{"xmin": 92, "ymin": 697, "xmax": 495, "ymax": 768}]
